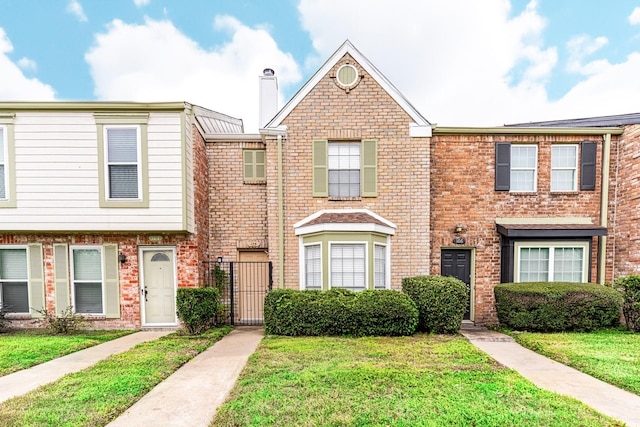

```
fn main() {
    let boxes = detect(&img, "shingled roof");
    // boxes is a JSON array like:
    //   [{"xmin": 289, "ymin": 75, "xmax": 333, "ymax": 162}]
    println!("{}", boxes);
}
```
[{"xmin": 507, "ymin": 112, "xmax": 640, "ymax": 128}]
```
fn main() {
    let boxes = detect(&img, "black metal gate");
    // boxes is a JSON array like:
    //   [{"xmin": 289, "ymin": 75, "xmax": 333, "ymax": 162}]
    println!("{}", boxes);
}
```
[{"xmin": 205, "ymin": 261, "xmax": 272, "ymax": 326}]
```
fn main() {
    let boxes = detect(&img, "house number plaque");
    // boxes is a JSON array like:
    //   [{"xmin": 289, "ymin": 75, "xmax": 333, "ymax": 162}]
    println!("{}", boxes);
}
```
[{"xmin": 452, "ymin": 237, "xmax": 466, "ymax": 245}]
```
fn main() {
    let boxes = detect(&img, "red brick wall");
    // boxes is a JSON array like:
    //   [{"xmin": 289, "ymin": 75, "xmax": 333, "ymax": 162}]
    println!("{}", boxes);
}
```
[
  {"xmin": 431, "ymin": 133, "xmax": 608, "ymax": 323},
  {"xmin": 271, "ymin": 53, "xmax": 431, "ymax": 290},
  {"xmin": 192, "ymin": 124, "xmax": 211, "ymax": 283},
  {"xmin": 611, "ymin": 125, "xmax": 640, "ymax": 278}
]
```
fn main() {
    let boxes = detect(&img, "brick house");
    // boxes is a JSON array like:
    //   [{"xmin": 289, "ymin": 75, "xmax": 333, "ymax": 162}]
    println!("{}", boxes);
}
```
[
  {"xmin": 2, "ymin": 41, "xmax": 639, "ymax": 328},
  {"xmin": 0, "ymin": 102, "xmax": 242, "ymax": 328}
]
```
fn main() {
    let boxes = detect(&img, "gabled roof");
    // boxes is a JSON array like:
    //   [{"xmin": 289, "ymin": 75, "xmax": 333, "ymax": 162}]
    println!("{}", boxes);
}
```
[
  {"xmin": 264, "ymin": 40, "xmax": 431, "ymax": 137},
  {"xmin": 507, "ymin": 112, "xmax": 640, "ymax": 128}
]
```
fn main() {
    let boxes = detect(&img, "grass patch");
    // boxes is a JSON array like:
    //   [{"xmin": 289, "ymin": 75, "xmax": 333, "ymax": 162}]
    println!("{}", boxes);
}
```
[
  {"xmin": 0, "ymin": 327, "xmax": 232, "ymax": 427},
  {"xmin": 212, "ymin": 334, "xmax": 621, "ymax": 426},
  {"xmin": 0, "ymin": 329, "xmax": 133, "ymax": 377},
  {"xmin": 508, "ymin": 328, "xmax": 640, "ymax": 396}
]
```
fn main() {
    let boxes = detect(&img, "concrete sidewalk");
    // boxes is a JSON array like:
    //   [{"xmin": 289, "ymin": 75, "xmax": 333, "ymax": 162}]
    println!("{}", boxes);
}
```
[
  {"xmin": 0, "ymin": 330, "xmax": 171, "ymax": 404},
  {"xmin": 461, "ymin": 328, "xmax": 640, "ymax": 427},
  {"xmin": 106, "ymin": 326, "xmax": 263, "ymax": 427}
]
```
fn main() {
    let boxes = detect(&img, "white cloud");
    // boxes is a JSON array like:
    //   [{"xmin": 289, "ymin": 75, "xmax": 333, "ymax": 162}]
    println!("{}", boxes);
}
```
[
  {"xmin": 67, "ymin": 0, "xmax": 88, "ymax": 22},
  {"xmin": 0, "ymin": 28, "xmax": 56, "ymax": 100},
  {"xmin": 17, "ymin": 57, "xmax": 37, "ymax": 71},
  {"xmin": 629, "ymin": 7, "xmax": 640, "ymax": 25},
  {"xmin": 566, "ymin": 35, "xmax": 609, "ymax": 75},
  {"xmin": 85, "ymin": 16, "xmax": 301, "ymax": 132},
  {"xmin": 297, "ymin": 0, "xmax": 640, "ymax": 125},
  {"xmin": 134, "ymin": 0, "xmax": 150, "ymax": 7}
]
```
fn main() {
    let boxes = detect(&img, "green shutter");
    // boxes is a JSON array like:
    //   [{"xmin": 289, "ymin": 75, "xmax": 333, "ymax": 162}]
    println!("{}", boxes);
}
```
[
  {"xmin": 53, "ymin": 244, "xmax": 70, "ymax": 315},
  {"xmin": 27, "ymin": 243, "xmax": 45, "ymax": 317},
  {"xmin": 361, "ymin": 139, "xmax": 378, "ymax": 197},
  {"xmin": 255, "ymin": 150, "xmax": 266, "ymax": 180},
  {"xmin": 103, "ymin": 244, "xmax": 120, "ymax": 318},
  {"xmin": 243, "ymin": 150, "xmax": 254, "ymax": 180},
  {"xmin": 312, "ymin": 140, "xmax": 328, "ymax": 197}
]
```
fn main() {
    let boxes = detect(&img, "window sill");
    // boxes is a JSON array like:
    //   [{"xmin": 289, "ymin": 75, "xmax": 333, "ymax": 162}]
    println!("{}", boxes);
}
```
[
  {"xmin": 5, "ymin": 313, "xmax": 31, "ymax": 320},
  {"xmin": 508, "ymin": 192, "xmax": 538, "ymax": 196},
  {"xmin": 328, "ymin": 196, "xmax": 362, "ymax": 201},
  {"xmin": 550, "ymin": 191, "xmax": 579, "ymax": 195},
  {"xmin": 243, "ymin": 180, "xmax": 267, "ymax": 185}
]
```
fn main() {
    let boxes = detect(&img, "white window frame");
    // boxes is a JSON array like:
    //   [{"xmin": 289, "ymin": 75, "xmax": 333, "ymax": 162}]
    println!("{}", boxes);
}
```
[
  {"xmin": 328, "ymin": 241, "xmax": 368, "ymax": 291},
  {"xmin": 514, "ymin": 241, "xmax": 589, "ymax": 283},
  {"xmin": 302, "ymin": 243, "xmax": 323, "ymax": 290},
  {"xmin": 0, "ymin": 125, "xmax": 7, "ymax": 201},
  {"xmin": 70, "ymin": 245, "xmax": 105, "ymax": 315},
  {"xmin": 510, "ymin": 144, "xmax": 538, "ymax": 192},
  {"xmin": 328, "ymin": 141, "xmax": 361, "ymax": 198},
  {"xmin": 551, "ymin": 144, "xmax": 578, "ymax": 192},
  {"xmin": 0, "ymin": 245, "xmax": 30, "ymax": 314},
  {"xmin": 104, "ymin": 125, "xmax": 142, "ymax": 201},
  {"xmin": 373, "ymin": 243, "xmax": 389, "ymax": 290}
]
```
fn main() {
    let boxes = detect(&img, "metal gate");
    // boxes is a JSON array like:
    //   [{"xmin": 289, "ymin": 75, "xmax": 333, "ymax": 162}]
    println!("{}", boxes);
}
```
[{"xmin": 205, "ymin": 261, "xmax": 272, "ymax": 326}]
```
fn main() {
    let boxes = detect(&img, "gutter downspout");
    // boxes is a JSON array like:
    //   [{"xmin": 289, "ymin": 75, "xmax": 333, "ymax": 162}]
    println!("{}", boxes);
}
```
[
  {"xmin": 598, "ymin": 133, "xmax": 611, "ymax": 284},
  {"xmin": 278, "ymin": 134, "xmax": 284, "ymax": 288}
]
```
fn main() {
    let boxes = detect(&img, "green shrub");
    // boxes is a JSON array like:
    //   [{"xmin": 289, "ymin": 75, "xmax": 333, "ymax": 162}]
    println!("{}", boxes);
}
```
[
  {"xmin": 0, "ymin": 303, "xmax": 8, "ymax": 331},
  {"xmin": 612, "ymin": 275, "xmax": 640, "ymax": 331},
  {"xmin": 264, "ymin": 288, "xmax": 417, "ymax": 336},
  {"xmin": 176, "ymin": 288, "xmax": 221, "ymax": 335},
  {"xmin": 401, "ymin": 275, "xmax": 468, "ymax": 334},
  {"xmin": 35, "ymin": 306, "xmax": 87, "ymax": 334},
  {"xmin": 494, "ymin": 282, "xmax": 622, "ymax": 332}
]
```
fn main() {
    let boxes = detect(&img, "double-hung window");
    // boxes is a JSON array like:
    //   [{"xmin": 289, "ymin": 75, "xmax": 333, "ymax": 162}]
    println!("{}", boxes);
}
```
[
  {"xmin": 0, "ymin": 248, "xmax": 29, "ymax": 313},
  {"xmin": 330, "ymin": 243, "xmax": 366, "ymax": 291},
  {"xmin": 106, "ymin": 127, "xmax": 141, "ymax": 199},
  {"xmin": 328, "ymin": 142, "xmax": 361, "ymax": 198},
  {"xmin": 510, "ymin": 145, "xmax": 537, "ymax": 192},
  {"xmin": 516, "ymin": 242, "xmax": 588, "ymax": 283},
  {"xmin": 551, "ymin": 145, "xmax": 578, "ymax": 191},
  {"xmin": 373, "ymin": 244, "xmax": 387, "ymax": 290},
  {"xmin": 304, "ymin": 244, "xmax": 322, "ymax": 290},
  {"xmin": 71, "ymin": 247, "xmax": 104, "ymax": 314}
]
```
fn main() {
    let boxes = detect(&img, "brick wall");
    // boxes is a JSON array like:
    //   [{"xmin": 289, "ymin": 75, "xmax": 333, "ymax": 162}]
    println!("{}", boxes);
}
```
[
  {"xmin": 431, "ymin": 133, "xmax": 609, "ymax": 323},
  {"xmin": 192, "ymin": 124, "xmax": 211, "ymax": 283},
  {"xmin": 611, "ymin": 125, "xmax": 640, "ymax": 278},
  {"xmin": 270, "ymin": 53, "xmax": 431, "ymax": 290},
  {"xmin": 208, "ymin": 140, "xmax": 268, "ymax": 262}
]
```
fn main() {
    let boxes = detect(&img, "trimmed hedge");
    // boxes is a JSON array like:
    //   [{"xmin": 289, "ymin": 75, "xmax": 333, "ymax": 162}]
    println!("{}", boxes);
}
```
[
  {"xmin": 176, "ymin": 288, "xmax": 221, "ymax": 335},
  {"xmin": 263, "ymin": 288, "xmax": 418, "ymax": 336},
  {"xmin": 401, "ymin": 275, "xmax": 468, "ymax": 334},
  {"xmin": 612, "ymin": 275, "xmax": 640, "ymax": 331},
  {"xmin": 494, "ymin": 282, "xmax": 623, "ymax": 332}
]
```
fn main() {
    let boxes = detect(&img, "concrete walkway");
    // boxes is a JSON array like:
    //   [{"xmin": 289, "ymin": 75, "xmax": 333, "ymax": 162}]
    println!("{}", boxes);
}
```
[
  {"xmin": 106, "ymin": 326, "xmax": 263, "ymax": 427},
  {"xmin": 0, "ymin": 330, "xmax": 171, "ymax": 404},
  {"xmin": 461, "ymin": 328, "xmax": 640, "ymax": 427}
]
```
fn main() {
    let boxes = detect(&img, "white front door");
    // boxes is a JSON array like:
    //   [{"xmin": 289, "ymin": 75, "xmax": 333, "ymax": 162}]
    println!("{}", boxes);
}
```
[{"xmin": 141, "ymin": 248, "xmax": 177, "ymax": 325}]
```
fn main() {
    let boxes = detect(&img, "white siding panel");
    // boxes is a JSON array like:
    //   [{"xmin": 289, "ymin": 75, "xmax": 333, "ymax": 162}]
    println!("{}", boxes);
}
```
[{"xmin": 2, "ymin": 110, "xmax": 187, "ymax": 232}]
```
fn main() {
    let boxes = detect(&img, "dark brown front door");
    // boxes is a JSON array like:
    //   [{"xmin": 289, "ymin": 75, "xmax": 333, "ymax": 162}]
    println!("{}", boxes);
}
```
[{"xmin": 441, "ymin": 249, "xmax": 472, "ymax": 320}]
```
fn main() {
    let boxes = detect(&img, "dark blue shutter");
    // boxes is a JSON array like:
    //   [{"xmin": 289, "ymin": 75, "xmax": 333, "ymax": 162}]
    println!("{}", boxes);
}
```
[
  {"xmin": 495, "ymin": 142, "xmax": 511, "ymax": 191},
  {"xmin": 580, "ymin": 141, "xmax": 597, "ymax": 191}
]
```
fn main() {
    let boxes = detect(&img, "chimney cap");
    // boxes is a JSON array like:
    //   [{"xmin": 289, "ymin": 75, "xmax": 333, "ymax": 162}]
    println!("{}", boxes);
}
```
[{"xmin": 263, "ymin": 68, "xmax": 275, "ymax": 76}]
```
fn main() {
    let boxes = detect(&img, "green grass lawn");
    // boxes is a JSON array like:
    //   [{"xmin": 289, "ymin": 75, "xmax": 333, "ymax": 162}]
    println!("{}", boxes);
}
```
[
  {"xmin": 0, "ymin": 329, "xmax": 133, "ymax": 376},
  {"xmin": 212, "ymin": 334, "xmax": 622, "ymax": 427},
  {"xmin": 0, "ymin": 327, "xmax": 232, "ymax": 427},
  {"xmin": 509, "ymin": 328, "xmax": 640, "ymax": 396}
]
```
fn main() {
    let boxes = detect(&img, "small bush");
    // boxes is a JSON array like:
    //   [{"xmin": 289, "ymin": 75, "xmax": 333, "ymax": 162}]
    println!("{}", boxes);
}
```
[
  {"xmin": 176, "ymin": 288, "xmax": 221, "ymax": 335},
  {"xmin": 494, "ymin": 282, "xmax": 622, "ymax": 332},
  {"xmin": 612, "ymin": 275, "xmax": 640, "ymax": 331},
  {"xmin": 36, "ymin": 306, "xmax": 88, "ymax": 334},
  {"xmin": 0, "ymin": 303, "xmax": 8, "ymax": 330},
  {"xmin": 401, "ymin": 275, "xmax": 468, "ymax": 334},
  {"xmin": 264, "ymin": 288, "xmax": 418, "ymax": 336}
]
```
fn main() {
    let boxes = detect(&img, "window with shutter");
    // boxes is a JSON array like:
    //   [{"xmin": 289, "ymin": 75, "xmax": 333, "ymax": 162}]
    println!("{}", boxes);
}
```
[
  {"xmin": 0, "ymin": 247, "xmax": 29, "ymax": 313},
  {"xmin": 510, "ymin": 145, "xmax": 537, "ymax": 192},
  {"xmin": 551, "ymin": 145, "xmax": 578, "ymax": 191}
]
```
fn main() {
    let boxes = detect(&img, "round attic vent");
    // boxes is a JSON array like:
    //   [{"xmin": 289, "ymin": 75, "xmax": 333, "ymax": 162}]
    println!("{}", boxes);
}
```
[{"xmin": 336, "ymin": 64, "xmax": 358, "ymax": 87}]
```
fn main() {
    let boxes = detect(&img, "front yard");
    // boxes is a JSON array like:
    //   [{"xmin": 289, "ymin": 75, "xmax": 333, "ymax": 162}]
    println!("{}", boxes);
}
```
[
  {"xmin": 509, "ymin": 328, "xmax": 640, "ymax": 395},
  {"xmin": 0, "ymin": 329, "xmax": 132, "ymax": 376},
  {"xmin": 212, "ymin": 334, "xmax": 621, "ymax": 426}
]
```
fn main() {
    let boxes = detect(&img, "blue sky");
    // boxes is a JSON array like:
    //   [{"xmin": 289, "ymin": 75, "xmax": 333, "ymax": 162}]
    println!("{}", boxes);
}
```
[{"xmin": 1, "ymin": 0, "xmax": 640, "ymax": 131}]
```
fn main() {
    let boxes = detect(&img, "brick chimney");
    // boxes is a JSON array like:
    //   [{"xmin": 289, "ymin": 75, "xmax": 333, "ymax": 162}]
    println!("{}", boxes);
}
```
[{"xmin": 259, "ymin": 68, "xmax": 278, "ymax": 128}]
